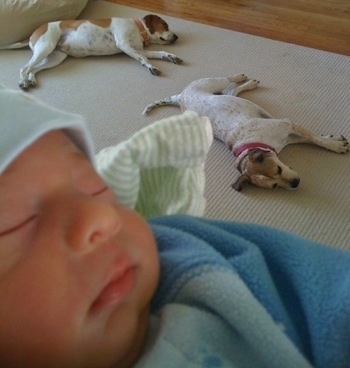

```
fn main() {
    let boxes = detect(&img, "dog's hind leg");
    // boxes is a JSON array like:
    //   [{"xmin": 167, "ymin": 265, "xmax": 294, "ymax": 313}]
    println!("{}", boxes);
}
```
[
  {"xmin": 222, "ymin": 78, "xmax": 260, "ymax": 96},
  {"xmin": 235, "ymin": 79, "xmax": 260, "ymax": 95},
  {"xmin": 228, "ymin": 74, "xmax": 248, "ymax": 83},
  {"xmin": 19, "ymin": 56, "xmax": 42, "ymax": 89},
  {"xmin": 188, "ymin": 76, "xmax": 248, "ymax": 96},
  {"xmin": 19, "ymin": 24, "xmax": 63, "ymax": 89},
  {"xmin": 24, "ymin": 51, "xmax": 67, "ymax": 88},
  {"xmin": 142, "ymin": 94, "xmax": 181, "ymax": 115}
]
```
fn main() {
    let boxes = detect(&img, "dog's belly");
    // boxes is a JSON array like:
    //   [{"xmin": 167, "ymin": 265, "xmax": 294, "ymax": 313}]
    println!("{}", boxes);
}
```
[
  {"xmin": 183, "ymin": 95, "xmax": 273, "ymax": 142},
  {"xmin": 58, "ymin": 27, "xmax": 120, "ymax": 57}
]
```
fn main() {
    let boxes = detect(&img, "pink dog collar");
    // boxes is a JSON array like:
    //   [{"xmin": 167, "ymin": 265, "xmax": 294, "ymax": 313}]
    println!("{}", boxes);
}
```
[
  {"xmin": 134, "ymin": 18, "xmax": 149, "ymax": 47},
  {"xmin": 234, "ymin": 143, "xmax": 276, "ymax": 157}
]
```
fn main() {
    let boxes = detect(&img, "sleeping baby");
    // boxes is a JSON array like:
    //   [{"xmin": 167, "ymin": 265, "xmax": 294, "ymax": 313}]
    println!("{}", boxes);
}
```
[{"xmin": 0, "ymin": 86, "xmax": 349, "ymax": 368}]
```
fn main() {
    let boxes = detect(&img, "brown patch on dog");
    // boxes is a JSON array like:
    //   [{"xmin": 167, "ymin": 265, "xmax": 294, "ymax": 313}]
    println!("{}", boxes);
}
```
[
  {"xmin": 247, "ymin": 149, "xmax": 275, "ymax": 175},
  {"xmin": 143, "ymin": 14, "xmax": 168, "ymax": 34},
  {"xmin": 88, "ymin": 19, "xmax": 112, "ymax": 28},
  {"xmin": 59, "ymin": 20, "xmax": 85, "ymax": 32},
  {"xmin": 29, "ymin": 24, "xmax": 48, "ymax": 46}
]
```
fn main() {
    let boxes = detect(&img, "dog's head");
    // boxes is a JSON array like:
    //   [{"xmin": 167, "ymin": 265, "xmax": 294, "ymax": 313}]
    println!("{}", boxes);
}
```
[
  {"xmin": 232, "ymin": 148, "xmax": 300, "ymax": 191},
  {"xmin": 143, "ymin": 14, "xmax": 179, "ymax": 44}
]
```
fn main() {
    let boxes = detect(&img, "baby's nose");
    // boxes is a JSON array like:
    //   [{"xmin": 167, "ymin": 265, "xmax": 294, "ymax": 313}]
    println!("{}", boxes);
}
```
[{"xmin": 67, "ymin": 197, "xmax": 121, "ymax": 253}]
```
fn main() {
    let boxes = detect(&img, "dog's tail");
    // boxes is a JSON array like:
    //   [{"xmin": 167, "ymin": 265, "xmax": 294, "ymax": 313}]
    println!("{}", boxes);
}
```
[
  {"xmin": 0, "ymin": 39, "xmax": 30, "ymax": 50},
  {"xmin": 142, "ymin": 94, "xmax": 181, "ymax": 115}
]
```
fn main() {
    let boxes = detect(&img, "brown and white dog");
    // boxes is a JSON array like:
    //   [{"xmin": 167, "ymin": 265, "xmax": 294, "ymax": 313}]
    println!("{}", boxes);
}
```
[
  {"xmin": 0, "ymin": 14, "xmax": 183, "ymax": 89},
  {"xmin": 143, "ymin": 75, "xmax": 349, "ymax": 191}
]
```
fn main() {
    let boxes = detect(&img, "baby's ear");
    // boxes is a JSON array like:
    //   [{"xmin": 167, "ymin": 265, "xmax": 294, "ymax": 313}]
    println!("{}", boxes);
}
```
[{"xmin": 231, "ymin": 174, "xmax": 250, "ymax": 191}]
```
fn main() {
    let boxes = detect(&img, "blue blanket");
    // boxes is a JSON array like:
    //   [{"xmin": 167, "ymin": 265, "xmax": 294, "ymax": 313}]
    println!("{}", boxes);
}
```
[{"xmin": 135, "ymin": 215, "xmax": 350, "ymax": 368}]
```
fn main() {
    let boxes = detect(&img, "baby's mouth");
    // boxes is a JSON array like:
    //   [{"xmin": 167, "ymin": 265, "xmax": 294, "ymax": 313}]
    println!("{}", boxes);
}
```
[{"xmin": 91, "ymin": 265, "xmax": 136, "ymax": 312}]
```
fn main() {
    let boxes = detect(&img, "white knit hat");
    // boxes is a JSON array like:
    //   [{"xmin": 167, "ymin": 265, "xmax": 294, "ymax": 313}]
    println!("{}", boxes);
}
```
[{"xmin": 0, "ymin": 85, "xmax": 95, "ymax": 174}]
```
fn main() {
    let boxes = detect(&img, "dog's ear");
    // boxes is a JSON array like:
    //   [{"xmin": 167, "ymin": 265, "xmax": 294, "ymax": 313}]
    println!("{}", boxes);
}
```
[
  {"xmin": 143, "ymin": 14, "xmax": 156, "ymax": 33},
  {"xmin": 232, "ymin": 174, "xmax": 251, "ymax": 191},
  {"xmin": 143, "ymin": 14, "xmax": 166, "ymax": 33}
]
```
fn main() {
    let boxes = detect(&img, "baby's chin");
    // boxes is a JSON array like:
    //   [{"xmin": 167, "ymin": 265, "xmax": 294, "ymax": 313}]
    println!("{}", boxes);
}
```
[{"xmin": 110, "ymin": 306, "xmax": 151, "ymax": 368}]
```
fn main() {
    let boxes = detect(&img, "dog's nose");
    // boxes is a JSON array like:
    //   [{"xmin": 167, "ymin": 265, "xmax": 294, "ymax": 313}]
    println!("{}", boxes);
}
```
[
  {"xmin": 290, "ymin": 178, "xmax": 300, "ymax": 188},
  {"xmin": 171, "ymin": 34, "xmax": 178, "ymax": 43}
]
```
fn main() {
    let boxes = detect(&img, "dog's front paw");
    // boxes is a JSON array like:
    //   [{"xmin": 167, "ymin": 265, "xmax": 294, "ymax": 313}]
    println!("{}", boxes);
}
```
[
  {"xmin": 321, "ymin": 134, "xmax": 349, "ymax": 153},
  {"xmin": 172, "ymin": 56, "xmax": 183, "ymax": 64},
  {"xmin": 149, "ymin": 66, "xmax": 161, "ymax": 76},
  {"xmin": 162, "ymin": 53, "xmax": 183, "ymax": 64}
]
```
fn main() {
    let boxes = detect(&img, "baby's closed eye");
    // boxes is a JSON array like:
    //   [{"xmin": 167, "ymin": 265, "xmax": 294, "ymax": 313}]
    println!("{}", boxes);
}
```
[
  {"xmin": 0, "ymin": 212, "xmax": 38, "ymax": 274},
  {"xmin": 0, "ymin": 214, "xmax": 37, "ymax": 237},
  {"xmin": 92, "ymin": 186, "xmax": 109, "ymax": 196}
]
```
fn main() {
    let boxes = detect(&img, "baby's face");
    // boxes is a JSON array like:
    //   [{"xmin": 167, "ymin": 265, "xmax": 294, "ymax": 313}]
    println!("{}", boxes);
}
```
[{"xmin": 0, "ymin": 130, "xmax": 159, "ymax": 367}]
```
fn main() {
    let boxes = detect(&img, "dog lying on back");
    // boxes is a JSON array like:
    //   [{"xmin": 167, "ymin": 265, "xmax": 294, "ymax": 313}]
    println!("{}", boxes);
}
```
[
  {"xmin": 143, "ymin": 75, "xmax": 349, "ymax": 191},
  {"xmin": 0, "ymin": 14, "xmax": 183, "ymax": 89}
]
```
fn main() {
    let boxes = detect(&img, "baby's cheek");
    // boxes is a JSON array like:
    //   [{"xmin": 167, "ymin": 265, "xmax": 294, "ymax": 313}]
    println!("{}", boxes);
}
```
[
  {"xmin": 0, "ymin": 282, "xmax": 79, "ymax": 367},
  {"xmin": 118, "ymin": 208, "xmax": 159, "ymax": 305}
]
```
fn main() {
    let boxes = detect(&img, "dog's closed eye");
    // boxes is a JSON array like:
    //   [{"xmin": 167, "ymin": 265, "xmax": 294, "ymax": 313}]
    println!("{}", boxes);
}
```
[{"xmin": 277, "ymin": 166, "xmax": 282, "ymax": 175}]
